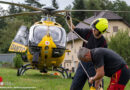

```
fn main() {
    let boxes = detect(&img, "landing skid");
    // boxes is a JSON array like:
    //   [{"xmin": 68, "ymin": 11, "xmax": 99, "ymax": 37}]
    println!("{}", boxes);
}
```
[
  {"xmin": 17, "ymin": 64, "xmax": 32, "ymax": 76},
  {"xmin": 54, "ymin": 66, "xmax": 69, "ymax": 78},
  {"xmin": 17, "ymin": 64, "xmax": 70, "ymax": 79}
]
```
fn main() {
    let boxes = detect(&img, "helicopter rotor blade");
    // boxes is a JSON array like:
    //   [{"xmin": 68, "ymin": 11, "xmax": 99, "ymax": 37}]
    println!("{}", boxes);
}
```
[
  {"xmin": 0, "ymin": 1, "xmax": 43, "ymax": 11},
  {"xmin": 55, "ymin": 14, "xmax": 90, "ymax": 25},
  {"xmin": 0, "ymin": 11, "xmax": 43, "ymax": 19},
  {"xmin": 55, "ymin": 10, "xmax": 130, "ymax": 13}
]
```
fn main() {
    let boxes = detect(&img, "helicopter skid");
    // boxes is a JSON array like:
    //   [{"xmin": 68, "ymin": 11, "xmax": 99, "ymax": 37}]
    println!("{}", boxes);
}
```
[
  {"xmin": 54, "ymin": 66, "xmax": 69, "ymax": 78},
  {"xmin": 17, "ymin": 64, "xmax": 32, "ymax": 76}
]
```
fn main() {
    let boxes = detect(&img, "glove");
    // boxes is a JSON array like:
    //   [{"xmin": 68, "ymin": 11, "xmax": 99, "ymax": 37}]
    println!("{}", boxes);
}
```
[{"xmin": 65, "ymin": 12, "xmax": 71, "ymax": 20}]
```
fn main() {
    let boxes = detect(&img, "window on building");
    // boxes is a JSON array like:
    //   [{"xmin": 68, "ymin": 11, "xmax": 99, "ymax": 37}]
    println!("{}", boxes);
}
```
[
  {"xmin": 67, "ymin": 63, "xmax": 69, "ymax": 67},
  {"xmin": 113, "ymin": 26, "xmax": 118, "ymax": 32},
  {"xmin": 71, "ymin": 42, "xmax": 73, "ymax": 48},
  {"xmin": 67, "ymin": 52, "xmax": 69, "ymax": 55}
]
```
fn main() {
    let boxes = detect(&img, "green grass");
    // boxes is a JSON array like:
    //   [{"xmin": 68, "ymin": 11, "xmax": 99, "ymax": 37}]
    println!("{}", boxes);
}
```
[{"xmin": 0, "ymin": 68, "xmax": 130, "ymax": 90}]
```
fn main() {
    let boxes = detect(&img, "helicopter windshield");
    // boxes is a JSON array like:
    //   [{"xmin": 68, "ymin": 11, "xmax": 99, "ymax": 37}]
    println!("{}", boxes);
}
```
[{"xmin": 29, "ymin": 25, "xmax": 66, "ymax": 47}]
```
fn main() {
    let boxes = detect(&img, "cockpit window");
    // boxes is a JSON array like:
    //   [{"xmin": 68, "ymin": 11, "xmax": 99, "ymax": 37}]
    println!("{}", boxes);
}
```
[
  {"xmin": 33, "ymin": 25, "xmax": 48, "ymax": 44},
  {"xmin": 29, "ymin": 25, "xmax": 66, "ymax": 47},
  {"xmin": 49, "ymin": 26, "xmax": 62, "ymax": 42}
]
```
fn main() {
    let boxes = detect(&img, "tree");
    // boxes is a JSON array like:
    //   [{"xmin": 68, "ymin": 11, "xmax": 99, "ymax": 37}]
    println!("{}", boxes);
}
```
[
  {"xmin": 72, "ymin": 0, "xmax": 86, "ymax": 25},
  {"xmin": 8, "ymin": 5, "xmax": 18, "ymax": 14},
  {"xmin": 0, "ymin": 6, "xmax": 7, "ymax": 29},
  {"xmin": 52, "ymin": 0, "xmax": 59, "ymax": 9},
  {"xmin": 0, "ymin": 19, "xmax": 31, "ymax": 53},
  {"xmin": 85, "ymin": 0, "xmax": 102, "ymax": 17},
  {"xmin": 112, "ymin": 0, "xmax": 130, "ymax": 23},
  {"xmin": 98, "ymin": 0, "xmax": 114, "ymax": 10},
  {"xmin": 24, "ymin": 0, "xmax": 44, "ymax": 24},
  {"xmin": 108, "ymin": 30, "xmax": 130, "ymax": 66},
  {"xmin": 51, "ymin": 0, "xmax": 69, "ymax": 32},
  {"xmin": 25, "ymin": 0, "xmax": 43, "ymax": 8}
]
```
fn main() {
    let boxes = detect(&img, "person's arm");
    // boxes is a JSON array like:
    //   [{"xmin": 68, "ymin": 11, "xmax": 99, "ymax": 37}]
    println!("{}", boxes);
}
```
[
  {"xmin": 67, "ymin": 19, "xmax": 75, "ymax": 30},
  {"xmin": 89, "ymin": 66, "xmax": 105, "ymax": 84}
]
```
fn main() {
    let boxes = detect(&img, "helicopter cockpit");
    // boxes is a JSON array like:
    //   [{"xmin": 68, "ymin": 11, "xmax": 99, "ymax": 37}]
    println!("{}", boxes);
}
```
[{"xmin": 28, "ymin": 25, "xmax": 67, "ymax": 48}]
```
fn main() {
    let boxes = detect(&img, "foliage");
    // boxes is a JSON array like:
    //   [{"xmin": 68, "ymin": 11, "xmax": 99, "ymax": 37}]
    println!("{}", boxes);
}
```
[
  {"xmin": 52, "ymin": 0, "xmax": 59, "ymax": 9},
  {"xmin": 13, "ymin": 54, "xmax": 23, "ymax": 68},
  {"xmin": 24, "ymin": 0, "xmax": 44, "ymax": 24},
  {"xmin": 9, "ymin": 5, "xmax": 18, "ymax": 14},
  {"xmin": 0, "ymin": 6, "xmax": 8, "ymax": 29},
  {"xmin": 25, "ymin": 0, "xmax": 43, "ymax": 8},
  {"xmin": 72, "ymin": 0, "xmax": 86, "ymax": 25},
  {"xmin": 52, "ymin": 0, "xmax": 70, "ymax": 33},
  {"xmin": 0, "ymin": 18, "xmax": 31, "ymax": 53},
  {"xmin": 112, "ymin": 0, "xmax": 130, "ymax": 24},
  {"xmin": 108, "ymin": 30, "xmax": 130, "ymax": 66}
]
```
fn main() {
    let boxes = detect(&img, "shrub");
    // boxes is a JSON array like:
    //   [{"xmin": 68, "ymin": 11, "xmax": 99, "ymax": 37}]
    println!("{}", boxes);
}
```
[
  {"xmin": 108, "ymin": 29, "xmax": 130, "ymax": 66},
  {"xmin": 13, "ymin": 54, "xmax": 23, "ymax": 68}
]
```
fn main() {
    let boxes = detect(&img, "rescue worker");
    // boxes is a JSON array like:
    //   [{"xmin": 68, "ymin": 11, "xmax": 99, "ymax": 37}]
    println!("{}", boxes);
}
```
[
  {"xmin": 67, "ymin": 17, "xmax": 108, "ymax": 90},
  {"xmin": 78, "ymin": 47, "xmax": 129, "ymax": 90}
]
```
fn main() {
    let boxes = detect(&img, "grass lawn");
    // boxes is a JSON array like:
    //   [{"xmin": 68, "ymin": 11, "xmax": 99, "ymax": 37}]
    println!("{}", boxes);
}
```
[{"xmin": 0, "ymin": 68, "xmax": 130, "ymax": 90}]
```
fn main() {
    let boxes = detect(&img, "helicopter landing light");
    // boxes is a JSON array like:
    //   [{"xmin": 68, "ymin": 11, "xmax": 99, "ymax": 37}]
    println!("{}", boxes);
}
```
[{"xmin": 45, "ymin": 41, "xmax": 50, "ymax": 45}]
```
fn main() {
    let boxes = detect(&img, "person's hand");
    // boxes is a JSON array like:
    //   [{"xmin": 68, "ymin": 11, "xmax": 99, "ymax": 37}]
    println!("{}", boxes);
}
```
[
  {"xmin": 95, "ymin": 79, "xmax": 102, "ymax": 89},
  {"xmin": 65, "ymin": 12, "xmax": 71, "ymax": 20},
  {"xmin": 89, "ymin": 77, "xmax": 94, "ymax": 84}
]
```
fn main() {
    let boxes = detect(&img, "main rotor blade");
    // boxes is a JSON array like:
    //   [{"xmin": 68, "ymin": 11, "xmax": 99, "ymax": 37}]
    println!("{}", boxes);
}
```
[
  {"xmin": 55, "ymin": 14, "xmax": 90, "ymax": 25},
  {"xmin": 0, "ymin": 1, "xmax": 42, "ymax": 11},
  {"xmin": 55, "ymin": 10, "xmax": 130, "ymax": 13},
  {"xmin": 0, "ymin": 11, "xmax": 42, "ymax": 19}
]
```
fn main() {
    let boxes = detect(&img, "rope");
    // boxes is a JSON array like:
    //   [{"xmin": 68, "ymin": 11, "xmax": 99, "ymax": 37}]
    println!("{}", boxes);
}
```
[
  {"xmin": 65, "ymin": 15, "xmax": 90, "ymax": 78},
  {"xmin": 65, "ymin": 18, "xmax": 88, "ymax": 43}
]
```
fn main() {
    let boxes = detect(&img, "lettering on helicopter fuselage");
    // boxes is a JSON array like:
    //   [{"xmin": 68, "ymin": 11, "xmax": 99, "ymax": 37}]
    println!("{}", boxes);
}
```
[{"xmin": 9, "ymin": 42, "xmax": 27, "ymax": 52}]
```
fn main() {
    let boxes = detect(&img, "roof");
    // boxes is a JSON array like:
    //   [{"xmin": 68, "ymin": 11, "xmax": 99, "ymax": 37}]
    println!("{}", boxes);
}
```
[
  {"xmin": 67, "ymin": 31, "xmax": 79, "ymax": 42},
  {"xmin": 76, "ymin": 11, "xmax": 123, "ymax": 28},
  {"xmin": 67, "ymin": 11, "xmax": 130, "ymax": 42}
]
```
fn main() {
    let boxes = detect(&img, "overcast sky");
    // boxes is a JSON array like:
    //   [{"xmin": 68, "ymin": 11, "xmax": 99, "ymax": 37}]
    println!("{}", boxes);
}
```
[{"xmin": 0, "ymin": 0, "xmax": 130, "ymax": 10}]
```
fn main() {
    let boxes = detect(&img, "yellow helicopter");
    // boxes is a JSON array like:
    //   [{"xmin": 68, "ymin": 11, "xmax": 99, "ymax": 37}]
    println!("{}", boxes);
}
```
[
  {"xmin": 0, "ymin": 1, "xmax": 130, "ymax": 79},
  {"xmin": 0, "ymin": 1, "xmax": 72, "ymax": 78}
]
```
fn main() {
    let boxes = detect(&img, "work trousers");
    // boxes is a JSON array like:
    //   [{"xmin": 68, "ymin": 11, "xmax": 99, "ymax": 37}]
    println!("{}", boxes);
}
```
[
  {"xmin": 70, "ymin": 61, "xmax": 96, "ymax": 90},
  {"xmin": 107, "ymin": 65, "xmax": 129, "ymax": 90}
]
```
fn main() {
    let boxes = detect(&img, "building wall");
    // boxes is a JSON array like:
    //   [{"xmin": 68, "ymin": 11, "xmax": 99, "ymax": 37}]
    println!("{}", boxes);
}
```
[
  {"xmin": 104, "ymin": 21, "xmax": 129, "ymax": 39},
  {"xmin": 63, "ymin": 21, "xmax": 130, "ymax": 71},
  {"xmin": 63, "ymin": 39, "xmax": 83, "ymax": 72}
]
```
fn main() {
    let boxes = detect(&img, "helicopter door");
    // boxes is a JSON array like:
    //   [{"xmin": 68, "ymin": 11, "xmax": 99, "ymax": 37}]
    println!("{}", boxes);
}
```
[{"xmin": 9, "ymin": 25, "xmax": 28, "ymax": 53}]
